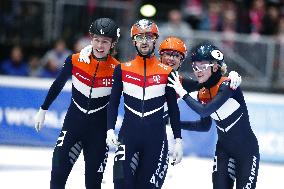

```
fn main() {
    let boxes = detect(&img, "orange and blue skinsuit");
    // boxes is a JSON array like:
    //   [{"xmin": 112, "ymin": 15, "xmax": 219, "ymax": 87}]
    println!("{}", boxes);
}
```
[
  {"xmin": 41, "ymin": 53, "xmax": 119, "ymax": 189},
  {"xmin": 107, "ymin": 55, "xmax": 181, "ymax": 189}
]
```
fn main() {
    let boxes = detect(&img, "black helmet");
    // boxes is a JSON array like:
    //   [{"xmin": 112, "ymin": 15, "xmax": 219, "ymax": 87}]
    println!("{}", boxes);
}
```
[
  {"xmin": 191, "ymin": 43, "xmax": 224, "ymax": 65},
  {"xmin": 89, "ymin": 18, "xmax": 120, "ymax": 42}
]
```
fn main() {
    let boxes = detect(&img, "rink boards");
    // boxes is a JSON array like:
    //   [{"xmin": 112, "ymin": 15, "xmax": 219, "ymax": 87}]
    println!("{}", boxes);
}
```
[{"xmin": 0, "ymin": 76, "xmax": 284, "ymax": 163}]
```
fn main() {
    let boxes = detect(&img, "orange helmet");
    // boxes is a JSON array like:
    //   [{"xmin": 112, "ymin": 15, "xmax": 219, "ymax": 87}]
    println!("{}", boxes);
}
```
[
  {"xmin": 131, "ymin": 19, "xmax": 159, "ymax": 38},
  {"xmin": 159, "ymin": 36, "xmax": 187, "ymax": 59}
]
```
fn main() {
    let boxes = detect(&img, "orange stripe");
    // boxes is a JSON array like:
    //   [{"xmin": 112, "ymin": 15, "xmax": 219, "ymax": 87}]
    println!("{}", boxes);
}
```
[
  {"xmin": 198, "ymin": 77, "xmax": 229, "ymax": 103},
  {"xmin": 122, "ymin": 55, "xmax": 172, "ymax": 76},
  {"xmin": 72, "ymin": 53, "xmax": 120, "ymax": 77}
]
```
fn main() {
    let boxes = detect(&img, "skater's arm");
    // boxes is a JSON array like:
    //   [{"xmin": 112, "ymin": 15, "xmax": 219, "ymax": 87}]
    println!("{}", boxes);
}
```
[
  {"xmin": 107, "ymin": 65, "xmax": 123, "ymax": 130},
  {"xmin": 182, "ymin": 77, "xmax": 199, "ymax": 92},
  {"xmin": 166, "ymin": 71, "xmax": 181, "ymax": 139},
  {"xmin": 182, "ymin": 81, "xmax": 233, "ymax": 118},
  {"xmin": 180, "ymin": 116, "xmax": 212, "ymax": 132}
]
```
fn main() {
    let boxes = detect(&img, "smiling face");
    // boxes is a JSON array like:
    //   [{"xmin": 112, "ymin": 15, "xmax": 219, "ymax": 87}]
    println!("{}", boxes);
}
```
[
  {"xmin": 160, "ymin": 50, "xmax": 183, "ymax": 70},
  {"xmin": 91, "ymin": 35, "xmax": 113, "ymax": 58},
  {"xmin": 193, "ymin": 61, "xmax": 219, "ymax": 83}
]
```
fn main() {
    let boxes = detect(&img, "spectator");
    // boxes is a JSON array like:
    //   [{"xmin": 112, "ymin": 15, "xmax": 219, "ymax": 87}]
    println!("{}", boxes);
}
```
[
  {"xmin": 183, "ymin": 0, "xmax": 203, "ymax": 29},
  {"xmin": 159, "ymin": 9, "xmax": 193, "ymax": 41},
  {"xmin": 221, "ymin": 1, "xmax": 238, "ymax": 32},
  {"xmin": 219, "ymin": 2, "xmax": 238, "ymax": 48},
  {"xmin": 39, "ymin": 59, "xmax": 60, "ymax": 78},
  {"xmin": 249, "ymin": 0, "xmax": 265, "ymax": 34},
  {"xmin": 41, "ymin": 39, "xmax": 72, "ymax": 70},
  {"xmin": 73, "ymin": 34, "xmax": 91, "ymax": 53},
  {"xmin": 222, "ymin": 10, "xmax": 237, "ymax": 32},
  {"xmin": 198, "ymin": 1, "xmax": 222, "ymax": 31},
  {"xmin": 261, "ymin": 5, "xmax": 280, "ymax": 36},
  {"xmin": 235, "ymin": 1, "xmax": 251, "ymax": 33},
  {"xmin": 221, "ymin": 9, "xmax": 238, "ymax": 48},
  {"xmin": 28, "ymin": 55, "xmax": 42, "ymax": 77},
  {"xmin": 0, "ymin": 45, "xmax": 28, "ymax": 76}
]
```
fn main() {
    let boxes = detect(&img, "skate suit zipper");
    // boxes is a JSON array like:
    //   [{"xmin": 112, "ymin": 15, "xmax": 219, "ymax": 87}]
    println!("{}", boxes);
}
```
[
  {"xmin": 86, "ymin": 61, "xmax": 100, "ymax": 114},
  {"xmin": 141, "ymin": 57, "xmax": 146, "ymax": 119}
]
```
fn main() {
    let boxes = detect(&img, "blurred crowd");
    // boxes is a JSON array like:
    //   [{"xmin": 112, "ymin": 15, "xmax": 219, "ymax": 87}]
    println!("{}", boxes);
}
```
[
  {"xmin": 0, "ymin": 0, "xmax": 284, "ymax": 78},
  {"xmin": 182, "ymin": 0, "xmax": 284, "ymax": 38},
  {"xmin": 158, "ymin": 0, "xmax": 284, "ymax": 41},
  {"xmin": 0, "ymin": 37, "xmax": 90, "ymax": 77}
]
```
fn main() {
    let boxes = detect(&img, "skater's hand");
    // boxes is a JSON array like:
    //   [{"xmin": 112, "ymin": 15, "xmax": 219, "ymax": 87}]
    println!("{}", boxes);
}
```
[
  {"xmin": 172, "ymin": 138, "xmax": 183, "ymax": 165},
  {"xmin": 228, "ymin": 71, "xmax": 241, "ymax": 90},
  {"xmin": 106, "ymin": 129, "xmax": 120, "ymax": 147},
  {"xmin": 34, "ymin": 107, "xmax": 47, "ymax": 132},
  {"xmin": 167, "ymin": 71, "xmax": 187, "ymax": 98},
  {"xmin": 79, "ymin": 45, "xmax": 92, "ymax": 64}
]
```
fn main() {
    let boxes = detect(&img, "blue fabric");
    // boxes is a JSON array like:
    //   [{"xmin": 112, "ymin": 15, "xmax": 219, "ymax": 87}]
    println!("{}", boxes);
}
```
[{"xmin": 0, "ymin": 59, "xmax": 28, "ymax": 76}]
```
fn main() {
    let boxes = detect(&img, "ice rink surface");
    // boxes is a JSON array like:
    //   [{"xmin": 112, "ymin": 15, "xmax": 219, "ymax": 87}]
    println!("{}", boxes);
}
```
[{"xmin": 0, "ymin": 145, "xmax": 283, "ymax": 189}]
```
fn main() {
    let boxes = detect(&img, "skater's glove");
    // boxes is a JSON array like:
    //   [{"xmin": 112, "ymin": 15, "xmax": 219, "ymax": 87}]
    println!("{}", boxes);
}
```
[
  {"xmin": 34, "ymin": 107, "xmax": 47, "ymax": 132},
  {"xmin": 228, "ymin": 71, "xmax": 242, "ymax": 90},
  {"xmin": 79, "ymin": 45, "xmax": 92, "ymax": 64},
  {"xmin": 167, "ymin": 71, "xmax": 187, "ymax": 98},
  {"xmin": 172, "ymin": 138, "xmax": 183, "ymax": 165},
  {"xmin": 106, "ymin": 129, "xmax": 120, "ymax": 147}
]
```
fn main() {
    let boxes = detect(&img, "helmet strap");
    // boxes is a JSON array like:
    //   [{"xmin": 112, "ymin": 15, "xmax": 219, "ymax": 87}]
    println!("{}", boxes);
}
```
[
  {"xmin": 176, "ymin": 57, "xmax": 185, "ymax": 71},
  {"xmin": 175, "ymin": 63, "xmax": 182, "ymax": 71}
]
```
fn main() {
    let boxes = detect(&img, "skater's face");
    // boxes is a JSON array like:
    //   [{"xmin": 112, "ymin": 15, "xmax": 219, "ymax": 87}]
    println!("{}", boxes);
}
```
[
  {"xmin": 193, "ymin": 61, "xmax": 218, "ymax": 83},
  {"xmin": 91, "ymin": 35, "xmax": 114, "ymax": 58},
  {"xmin": 133, "ymin": 33, "xmax": 156, "ymax": 56},
  {"xmin": 160, "ymin": 50, "xmax": 183, "ymax": 70}
]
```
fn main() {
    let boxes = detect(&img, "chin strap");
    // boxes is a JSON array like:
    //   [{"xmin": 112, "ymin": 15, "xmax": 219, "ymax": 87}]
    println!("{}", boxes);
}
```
[{"xmin": 175, "ymin": 59, "xmax": 184, "ymax": 71}]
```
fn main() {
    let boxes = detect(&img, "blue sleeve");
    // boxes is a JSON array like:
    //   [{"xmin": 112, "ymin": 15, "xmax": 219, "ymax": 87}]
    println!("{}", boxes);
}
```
[
  {"xmin": 180, "ymin": 116, "xmax": 212, "ymax": 132},
  {"xmin": 182, "ymin": 77, "xmax": 199, "ymax": 92},
  {"xmin": 166, "ymin": 71, "xmax": 181, "ymax": 139},
  {"xmin": 41, "ymin": 55, "xmax": 72, "ymax": 110},
  {"xmin": 107, "ymin": 64, "xmax": 123, "ymax": 130},
  {"xmin": 182, "ymin": 81, "xmax": 233, "ymax": 118}
]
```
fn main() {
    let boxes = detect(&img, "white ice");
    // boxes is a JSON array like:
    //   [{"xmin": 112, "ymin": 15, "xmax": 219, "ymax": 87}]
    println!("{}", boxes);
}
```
[{"xmin": 0, "ymin": 146, "xmax": 283, "ymax": 189}]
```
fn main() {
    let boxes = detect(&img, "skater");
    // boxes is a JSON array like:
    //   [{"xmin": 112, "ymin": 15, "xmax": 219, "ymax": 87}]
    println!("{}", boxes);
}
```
[
  {"xmin": 168, "ymin": 43, "xmax": 259, "ymax": 189},
  {"xmin": 34, "ymin": 18, "xmax": 121, "ymax": 189},
  {"xmin": 106, "ymin": 19, "xmax": 183, "ymax": 189},
  {"xmin": 158, "ymin": 36, "xmax": 241, "ymax": 126}
]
